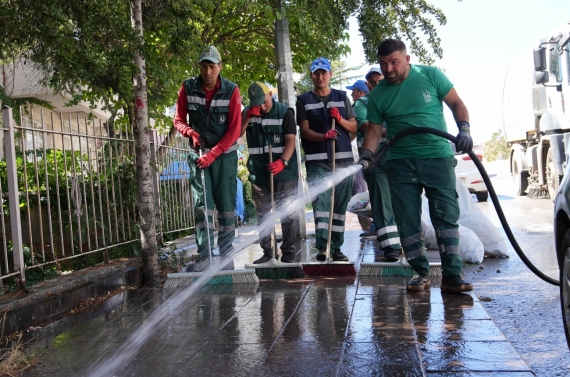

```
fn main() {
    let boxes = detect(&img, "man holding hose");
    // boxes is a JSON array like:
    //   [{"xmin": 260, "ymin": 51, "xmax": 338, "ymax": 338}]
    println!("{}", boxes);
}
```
[
  {"xmin": 241, "ymin": 82, "xmax": 299, "ymax": 264},
  {"xmin": 360, "ymin": 39, "xmax": 474, "ymax": 293},
  {"xmin": 174, "ymin": 45, "xmax": 241, "ymax": 271},
  {"xmin": 297, "ymin": 57, "xmax": 357, "ymax": 262}
]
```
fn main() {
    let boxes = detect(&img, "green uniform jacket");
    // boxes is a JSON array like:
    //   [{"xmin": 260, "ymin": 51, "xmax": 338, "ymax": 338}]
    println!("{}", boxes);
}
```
[
  {"xmin": 354, "ymin": 96, "xmax": 368, "ymax": 155},
  {"xmin": 183, "ymin": 75, "xmax": 238, "ymax": 158},
  {"xmin": 245, "ymin": 100, "xmax": 298, "ymax": 184}
]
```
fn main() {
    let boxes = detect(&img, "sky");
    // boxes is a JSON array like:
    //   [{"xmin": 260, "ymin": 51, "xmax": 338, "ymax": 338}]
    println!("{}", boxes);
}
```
[{"xmin": 342, "ymin": 0, "xmax": 570, "ymax": 143}]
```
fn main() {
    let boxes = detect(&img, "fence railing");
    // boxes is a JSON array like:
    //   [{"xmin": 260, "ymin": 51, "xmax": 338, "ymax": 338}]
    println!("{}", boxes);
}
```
[{"xmin": 1, "ymin": 106, "xmax": 194, "ymax": 291}]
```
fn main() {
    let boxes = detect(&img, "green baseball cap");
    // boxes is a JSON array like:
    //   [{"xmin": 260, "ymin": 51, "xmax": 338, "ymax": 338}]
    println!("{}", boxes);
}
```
[
  {"xmin": 247, "ymin": 82, "xmax": 270, "ymax": 106},
  {"xmin": 199, "ymin": 46, "xmax": 221, "ymax": 63}
]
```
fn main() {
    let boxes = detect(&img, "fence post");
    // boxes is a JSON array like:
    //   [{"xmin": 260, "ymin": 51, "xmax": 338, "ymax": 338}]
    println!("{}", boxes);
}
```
[{"xmin": 2, "ymin": 106, "xmax": 26, "ymax": 291}]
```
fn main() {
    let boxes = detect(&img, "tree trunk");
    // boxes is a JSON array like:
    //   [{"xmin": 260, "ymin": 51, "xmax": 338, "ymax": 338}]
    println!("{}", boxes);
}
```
[{"xmin": 131, "ymin": 0, "xmax": 158, "ymax": 287}]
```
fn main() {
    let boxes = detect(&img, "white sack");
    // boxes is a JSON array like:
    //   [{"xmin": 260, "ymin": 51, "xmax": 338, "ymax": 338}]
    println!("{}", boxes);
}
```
[
  {"xmin": 421, "ymin": 195, "xmax": 484, "ymax": 263},
  {"xmin": 455, "ymin": 178, "xmax": 509, "ymax": 257}
]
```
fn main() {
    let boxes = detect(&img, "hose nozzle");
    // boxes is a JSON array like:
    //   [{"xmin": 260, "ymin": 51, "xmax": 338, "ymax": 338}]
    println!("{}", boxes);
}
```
[{"xmin": 359, "ymin": 160, "xmax": 370, "ymax": 171}]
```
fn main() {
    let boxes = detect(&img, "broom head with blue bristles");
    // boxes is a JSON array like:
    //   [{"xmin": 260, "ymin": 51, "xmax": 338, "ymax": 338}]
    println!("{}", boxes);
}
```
[{"xmin": 164, "ymin": 269, "xmax": 259, "ymax": 288}]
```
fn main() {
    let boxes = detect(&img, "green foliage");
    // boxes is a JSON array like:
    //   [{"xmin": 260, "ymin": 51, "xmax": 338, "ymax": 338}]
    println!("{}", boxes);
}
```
[
  {"xmin": 357, "ymin": 0, "xmax": 448, "ymax": 64},
  {"xmin": 3, "ymin": 242, "xmax": 59, "ymax": 291},
  {"xmin": 0, "ymin": 0, "xmax": 139, "ymax": 95},
  {"xmin": 483, "ymin": 130, "xmax": 510, "ymax": 162},
  {"xmin": 0, "ymin": 0, "xmax": 449, "ymax": 130},
  {"xmin": 0, "ymin": 143, "xmax": 139, "ymax": 269},
  {"xmin": 158, "ymin": 245, "xmax": 191, "ymax": 272},
  {"xmin": 0, "ymin": 86, "xmax": 55, "ymax": 126}
]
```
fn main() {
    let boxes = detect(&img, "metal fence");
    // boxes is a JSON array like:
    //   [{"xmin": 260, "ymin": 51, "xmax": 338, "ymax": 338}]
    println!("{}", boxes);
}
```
[{"xmin": 1, "ymin": 106, "xmax": 194, "ymax": 290}]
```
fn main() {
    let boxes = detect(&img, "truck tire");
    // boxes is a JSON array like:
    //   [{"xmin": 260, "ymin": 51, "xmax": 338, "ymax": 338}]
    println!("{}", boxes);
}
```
[
  {"xmin": 547, "ymin": 147, "xmax": 561, "ymax": 201},
  {"xmin": 476, "ymin": 191, "xmax": 489, "ymax": 202},
  {"xmin": 512, "ymin": 158, "xmax": 529, "ymax": 196}
]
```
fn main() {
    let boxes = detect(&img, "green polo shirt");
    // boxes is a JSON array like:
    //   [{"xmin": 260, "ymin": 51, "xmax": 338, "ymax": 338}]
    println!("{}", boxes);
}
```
[{"xmin": 367, "ymin": 64, "xmax": 454, "ymax": 160}]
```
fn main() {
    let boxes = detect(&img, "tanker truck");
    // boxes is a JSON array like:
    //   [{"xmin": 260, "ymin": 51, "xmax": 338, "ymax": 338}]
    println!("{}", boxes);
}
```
[{"xmin": 502, "ymin": 24, "xmax": 570, "ymax": 199}]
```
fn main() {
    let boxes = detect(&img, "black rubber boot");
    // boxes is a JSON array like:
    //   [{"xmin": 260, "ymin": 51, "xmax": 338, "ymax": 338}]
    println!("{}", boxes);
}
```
[
  {"xmin": 253, "ymin": 253, "xmax": 273, "ymax": 264},
  {"xmin": 331, "ymin": 249, "xmax": 349, "ymax": 262},
  {"xmin": 316, "ymin": 248, "xmax": 327, "ymax": 262},
  {"xmin": 281, "ymin": 252, "xmax": 296, "ymax": 263},
  {"xmin": 383, "ymin": 249, "xmax": 401, "ymax": 262},
  {"xmin": 441, "ymin": 275, "xmax": 473, "ymax": 293}
]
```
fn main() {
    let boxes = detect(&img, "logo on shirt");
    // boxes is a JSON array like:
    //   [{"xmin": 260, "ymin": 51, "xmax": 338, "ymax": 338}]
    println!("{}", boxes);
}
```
[
  {"xmin": 422, "ymin": 89, "xmax": 432, "ymax": 103},
  {"xmin": 273, "ymin": 134, "xmax": 281, "ymax": 144},
  {"xmin": 219, "ymin": 114, "xmax": 227, "ymax": 123}
]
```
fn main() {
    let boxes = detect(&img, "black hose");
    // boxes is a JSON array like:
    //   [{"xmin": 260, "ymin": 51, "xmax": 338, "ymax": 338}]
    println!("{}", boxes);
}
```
[{"xmin": 370, "ymin": 127, "xmax": 559, "ymax": 286}]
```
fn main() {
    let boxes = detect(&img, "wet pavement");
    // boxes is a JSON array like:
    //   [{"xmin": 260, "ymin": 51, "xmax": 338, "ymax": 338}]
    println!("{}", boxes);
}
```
[
  {"xmin": 22, "ymin": 211, "xmax": 536, "ymax": 377},
  {"xmin": 462, "ymin": 161, "xmax": 570, "ymax": 376}
]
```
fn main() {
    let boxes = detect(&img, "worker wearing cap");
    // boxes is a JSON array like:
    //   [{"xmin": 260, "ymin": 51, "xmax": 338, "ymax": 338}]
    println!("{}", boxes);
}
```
[
  {"xmin": 174, "ymin": 45, "xmax": 242, "ymax": 271},
  {"xmin": 346, "ymin": 79, "xmax": 374, "ymax": 238},
  {"xmin": 241, "ymin": 82, "xmax": 299, "ymax": 264},
  {"xmin": 296, "ymin": 57, "xmax": 357, "ymax": 262},
  {"xmin": 361, "ymin": 39, "xmax": 473, "ymax": 293},
  {"xmin": 353, "ymin": 69, "xmax": 403, "ymax": 261}
]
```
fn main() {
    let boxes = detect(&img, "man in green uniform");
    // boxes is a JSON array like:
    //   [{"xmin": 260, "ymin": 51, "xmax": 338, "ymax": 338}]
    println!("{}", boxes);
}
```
[
  {"xmin": 347, "ymin": 79, "xmax": 374, "ymax": 237},
  {"xmin": 361, "ymin": 39, "xmax": 473, "ymax": 293},
  {"xmin": 350, "ymin": 73, "xmax": 403, "ymax": 262},
  {"xmin": 356, "ymin": 68, "xmax": 384, "ymax": 240},
  {"xmin": 297, "ymin": 57, "xmax": 357, "ymax": 262},
  {"xmin": 241, "ymin": 82, "xmax": 299, "ymax": 263},
  {"xmin": 174, "ymin": 46, "xmax": 242, "ymax": 271}
]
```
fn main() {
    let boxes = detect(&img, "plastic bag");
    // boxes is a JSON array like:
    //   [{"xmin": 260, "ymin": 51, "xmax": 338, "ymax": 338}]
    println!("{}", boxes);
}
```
[
  {"xmin": 455, "ymin": 178, "xmax": 508, "ymax": 257},
  {"xmin": 347, "ymin": 192, "xmax": 372, "ymax": 218}
]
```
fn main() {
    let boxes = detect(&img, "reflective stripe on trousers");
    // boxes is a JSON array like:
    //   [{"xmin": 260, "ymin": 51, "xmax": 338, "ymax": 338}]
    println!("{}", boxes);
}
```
[{"xmin": 307, "ymin": 164, "xmax": 353, "ymax": 251}]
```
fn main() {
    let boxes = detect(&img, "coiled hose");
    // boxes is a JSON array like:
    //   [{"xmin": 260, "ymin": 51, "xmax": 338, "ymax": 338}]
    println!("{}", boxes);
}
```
[{"xmin": 369, "ymin": 127, "xmax": 559, "ymax": 286}]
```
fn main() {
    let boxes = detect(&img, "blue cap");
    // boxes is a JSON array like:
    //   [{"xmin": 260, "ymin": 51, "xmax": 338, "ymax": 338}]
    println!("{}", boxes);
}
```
[
  {"xmin": 310, "ymin": 57, "xmax": 332, "ymax": 73},
  {"xmin": 365, "ymin": 66, "xmax": 383, "ymax": 81},
  {"xmin": 346, "ymin": 80, "xmax": 369, "ymax": 93}
]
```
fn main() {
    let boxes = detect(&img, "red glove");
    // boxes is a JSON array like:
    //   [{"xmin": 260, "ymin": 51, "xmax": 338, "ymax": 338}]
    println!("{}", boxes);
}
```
[
  {"xmin": 329, "ymin": 108, "xmax": 342, "ymax": 124},
  {"xmin": 267, "ymin": 159, "xmax": 285, "ymax": 175},
  {"xmin": 246, "ymin": 106, "xmax": 261, "ymax": 118},
  {"xmin": 197, "ymin": 149, "xmax": 220, "ymax": 169},
  {"xmin": 186, "ymin": 129, "xmax": 203, "ymax": 149},
  {"xmin": 322, "ymin": 129, "xmax": 339, "ymax": 141}
]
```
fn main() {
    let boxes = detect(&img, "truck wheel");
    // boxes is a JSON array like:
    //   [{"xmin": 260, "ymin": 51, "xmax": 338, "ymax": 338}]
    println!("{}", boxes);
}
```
[
  {"xmin": 476, "ymin": 191, "xmax": 489, "ymax": 202},
  {"xmin": 547, "ymin": 147, "xmax": 561, "ymax": 201},
  {"xmin": 512, "ymin": 158, "xmax": 528, "ymax": 196}
]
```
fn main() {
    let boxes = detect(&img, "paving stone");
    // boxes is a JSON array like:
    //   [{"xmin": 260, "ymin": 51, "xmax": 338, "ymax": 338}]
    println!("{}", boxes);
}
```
[
  {"xmin": 421, "ymin": 340, "xmax": 530, "ymax": 373},
  {"xmin": 339, "ymin": 341, "xmax": 423, "ymax": 377}
]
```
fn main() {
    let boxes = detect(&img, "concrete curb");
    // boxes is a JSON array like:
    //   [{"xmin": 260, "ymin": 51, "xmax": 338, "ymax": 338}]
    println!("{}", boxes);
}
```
[{"xmin": 0, "ymin": 258, "xmax": 142, "ymax": 335}]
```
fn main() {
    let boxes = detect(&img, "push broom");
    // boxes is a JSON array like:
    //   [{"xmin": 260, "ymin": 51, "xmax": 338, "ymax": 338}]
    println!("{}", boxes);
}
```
[
  {"xmin": 303, "ymin": 118, "xmax": 356, "ymax": 276},
  {"xmin": 165, "ymin": 149, "xmax": 258, "ymax": 288},
  {"xmin": 359, "ymin": 257, "xmax": 442, "ymax": 277},
  {"xmin": 245, "ymin": 146, "xmax": 305, "ymax": 279}
]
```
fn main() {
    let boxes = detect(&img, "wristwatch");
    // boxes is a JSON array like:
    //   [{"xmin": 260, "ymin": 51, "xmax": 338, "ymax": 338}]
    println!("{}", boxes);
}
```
[{"xmin": 280, "ymin": 158, "xmax": 289, "ymax": 167}]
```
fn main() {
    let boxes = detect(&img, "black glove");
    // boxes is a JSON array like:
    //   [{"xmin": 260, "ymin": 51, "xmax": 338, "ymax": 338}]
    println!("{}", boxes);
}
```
[
  {"xmin": 358, "ymin": 149, "xmax": 375, "ymax": 172},
  {"xmin": 455, "ymin": 121, "xmax": 473, "ymax": 154}
]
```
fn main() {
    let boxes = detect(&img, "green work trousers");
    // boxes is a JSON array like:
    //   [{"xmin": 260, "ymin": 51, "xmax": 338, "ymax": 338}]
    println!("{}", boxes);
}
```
[
  {"xmin": 385, "ymin": 157, "xmax": 463, "ymax": 277},
  {"xmin": 251, "ymin": 179, "xmax": 299, "ymax": 256},
  {"xmin": 189, "ymin": 151, "xmax": 237, "ymax": 257},
  {"xmin": 307, "ymin": 164, "xmax": 353, "ymax": 251},
  {"xmin": 363, "ymin": 142, "xmax": 401, "ymax": 252}
]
